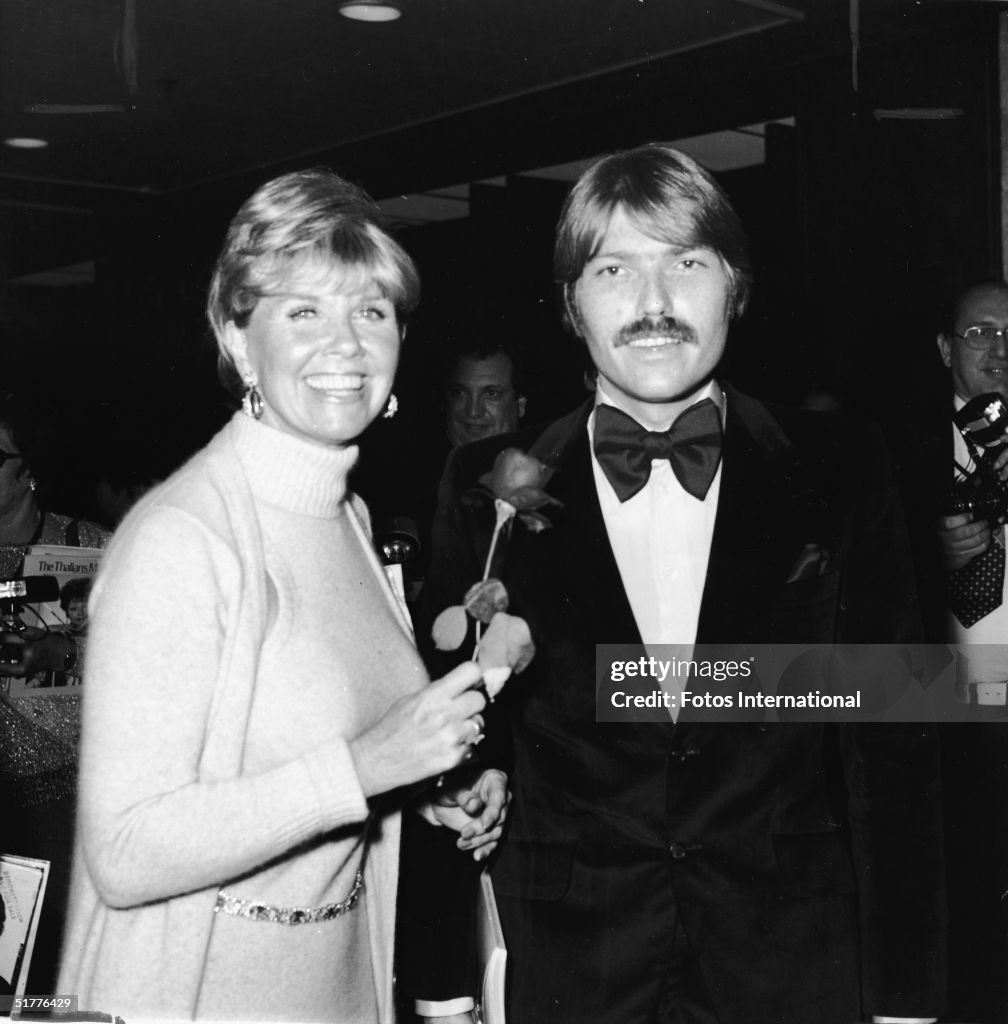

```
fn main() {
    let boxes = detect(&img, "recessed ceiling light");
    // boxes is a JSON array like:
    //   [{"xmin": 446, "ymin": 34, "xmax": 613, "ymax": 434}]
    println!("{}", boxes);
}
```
[
  {"xmin": 4, "ymin": 137, "xmax": 48, "ymax": 149},
  {"xmin": 338, "ymin": 1, "xmax": 401, "ymax": 22},
  {"xmin": 872, "ymin": 107, "xmax": 965, "ymax": 121}
]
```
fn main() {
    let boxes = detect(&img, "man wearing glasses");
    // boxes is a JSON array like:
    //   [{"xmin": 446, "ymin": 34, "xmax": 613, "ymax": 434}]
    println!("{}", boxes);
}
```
[
  {"xmin": 935, "ymin": 279, "xmax": 1008, "ymax": 1024},
  {"xmin": 936, "ymin": 280, "xmax": 1008, "ymax": 640}
]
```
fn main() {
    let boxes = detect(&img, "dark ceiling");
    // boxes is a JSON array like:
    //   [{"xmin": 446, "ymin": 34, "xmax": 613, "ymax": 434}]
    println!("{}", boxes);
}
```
[
  {"xmin": 0, "ymin": 0, "xmax": 996, "ymax": 281},
  {"xmin": 1, "ymin": 0, "xmax": 833, "ymax": 194},
  {"xmin": 0, "ymin": 0, "xmax": 999, "ymax": 508}
]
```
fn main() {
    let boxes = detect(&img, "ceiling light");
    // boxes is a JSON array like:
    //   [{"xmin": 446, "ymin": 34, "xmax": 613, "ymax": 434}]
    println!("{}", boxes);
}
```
[
  {"xmin": 25, "ymin": 103, "xmax": 125, "ymax": 114},
  {"xmin": 4, "ymin": 137, "xmax": 48, "ymax": 149},
  {"xmin": 338, "ymin": 1, "xmax": 402, "ymax": 22},
  {"xmin": 872, "ymin": 108, "xmax": 965, "ymax": 121}
]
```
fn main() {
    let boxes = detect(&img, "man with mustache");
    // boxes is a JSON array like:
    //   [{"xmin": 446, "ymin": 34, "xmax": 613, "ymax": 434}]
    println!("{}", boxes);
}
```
[{"xmin": 412, "ymin": 143, "xmax": 944, "ymax": 1024}]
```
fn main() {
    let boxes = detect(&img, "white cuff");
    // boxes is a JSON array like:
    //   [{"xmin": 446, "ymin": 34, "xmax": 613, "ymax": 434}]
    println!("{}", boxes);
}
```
[
  {"xmin": 871, "ymin": 1017, "xmax": 938, "ymax": 1023},
  {"xmin": 415, "ymin": 996, "xmax": 476, "ymax": 1017},
  {"xmin": 415, "ymin": 798, "xmax": 445, "ymax": 828}
]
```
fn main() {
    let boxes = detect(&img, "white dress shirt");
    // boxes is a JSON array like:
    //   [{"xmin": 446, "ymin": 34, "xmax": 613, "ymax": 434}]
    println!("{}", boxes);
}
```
[
  {"xmin": 589, "ymin": 380, "xmax": 723, "ymax": 718},
  {"xmin": 590, "ymin": 380, "xmax": 723, "ymax": 648}
]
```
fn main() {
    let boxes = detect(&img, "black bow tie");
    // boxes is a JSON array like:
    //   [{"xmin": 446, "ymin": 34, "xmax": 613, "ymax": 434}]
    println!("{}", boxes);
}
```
[{"xmin": 593, "ymin": 400, "xmax": 723, "ymax": 503}]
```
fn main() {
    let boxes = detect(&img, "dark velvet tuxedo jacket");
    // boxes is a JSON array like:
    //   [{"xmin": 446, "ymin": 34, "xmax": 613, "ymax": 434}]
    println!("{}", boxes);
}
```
[{"xmin": 410, "ymin": 385, "xmax": 946, "ymax": 1024}]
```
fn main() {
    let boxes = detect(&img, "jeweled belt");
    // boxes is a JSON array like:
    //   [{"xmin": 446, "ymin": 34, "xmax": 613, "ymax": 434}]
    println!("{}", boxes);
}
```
[{"xmin": 214, "ymin": 867, "xmax": 364, "ymax": 925}]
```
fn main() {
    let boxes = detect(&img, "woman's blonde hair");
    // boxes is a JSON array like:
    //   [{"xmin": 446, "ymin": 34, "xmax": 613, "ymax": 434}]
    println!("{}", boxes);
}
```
[{"xmin": 207, "ymin": 168, "xmax": 420, "ymax": 398}]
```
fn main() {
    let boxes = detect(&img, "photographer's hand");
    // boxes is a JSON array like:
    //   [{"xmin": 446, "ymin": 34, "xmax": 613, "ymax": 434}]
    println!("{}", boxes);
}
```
[
  {"xmin": 993, "ymin": 446, "xmax": 1008, "ymax": 483},
  {"xmin": 937, "ymin": 512, "xmax": 992, "ymax": 571},
  {"xmin": 0, "ymin": 627, "xmax": 76, "ymax": 678}
]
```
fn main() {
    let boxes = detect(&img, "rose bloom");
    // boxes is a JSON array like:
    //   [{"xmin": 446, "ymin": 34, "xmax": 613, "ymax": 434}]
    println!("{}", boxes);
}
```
[{"xmin": 480, "ymin": 448, "xmax": 556, "ymax": 510}]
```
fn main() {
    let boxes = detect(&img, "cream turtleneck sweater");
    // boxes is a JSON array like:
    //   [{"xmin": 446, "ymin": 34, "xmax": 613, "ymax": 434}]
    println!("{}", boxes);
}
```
[{"xmin": 61, "ymin": 413, "xmax": 427, "ymax": 1022}]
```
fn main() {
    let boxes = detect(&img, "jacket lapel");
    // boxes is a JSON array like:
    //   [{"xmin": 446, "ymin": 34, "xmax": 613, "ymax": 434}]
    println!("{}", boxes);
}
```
[
  {"xmin": 523, "ymin": 388, "xmax": 819, "ymax": 646},
  {"xmin": 528, "ymin": 400, "xmax": 643, "ymax": 646},
  {"xmin": 696, "ymin": 385, "xmax": 807, "ymax": 643}
]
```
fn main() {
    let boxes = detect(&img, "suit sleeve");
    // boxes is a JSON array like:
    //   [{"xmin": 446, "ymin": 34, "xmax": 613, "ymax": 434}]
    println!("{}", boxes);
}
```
[
  {"xmin": 837, "ymin": 428, "xmax": 947, "ymax": 1018},
  {"xmin": 398, "ymin": 446, "xmax": 510, "ymax": 1010}
]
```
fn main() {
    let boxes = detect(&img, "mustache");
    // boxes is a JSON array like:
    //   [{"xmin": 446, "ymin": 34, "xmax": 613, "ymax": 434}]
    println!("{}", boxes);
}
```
[{"xmin": 616, "ymin": 316, "xmax": 697, "ymax": 347}]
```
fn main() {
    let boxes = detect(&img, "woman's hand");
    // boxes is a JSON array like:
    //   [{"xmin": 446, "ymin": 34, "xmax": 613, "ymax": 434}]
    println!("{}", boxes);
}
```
[
  {"xmin": 421, "ymin": 768, "xmax": 510, "ymax": 861},
  {"xmin": 350, "ymin": 662, "xmax": 486, "ymax": 798}
]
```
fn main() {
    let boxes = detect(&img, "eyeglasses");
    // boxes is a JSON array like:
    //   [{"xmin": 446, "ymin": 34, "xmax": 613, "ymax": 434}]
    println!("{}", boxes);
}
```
[
  {"xmin": 0, "ymin": 450, "xmax": 23, "ymax": 467},
  {"xmin": 952, "ymin": 326, "xmax": 1008, "ymax": 349}
]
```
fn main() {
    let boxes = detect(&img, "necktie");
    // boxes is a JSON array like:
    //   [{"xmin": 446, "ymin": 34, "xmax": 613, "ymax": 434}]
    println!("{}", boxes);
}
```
[
  {"xmin": 593, "ymin": 400, "xmax": 723, "ymax": 503},
  {"xmin": 948, "ymin": 532, "xmax": 1005, "ymax": 628}
]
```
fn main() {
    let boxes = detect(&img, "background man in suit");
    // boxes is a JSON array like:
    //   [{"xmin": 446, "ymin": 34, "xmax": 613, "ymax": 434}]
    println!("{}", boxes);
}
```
[
  {"xmin": 385, "ymin": 341, "xmax": 529, "ymax": 601},
  {"xmin": 443, "ymin": 342, "xmax": 527, "ymax": 449},
  {"xmin": 931, "ymin": 281, "xmax": 1008, "ymax": 1023},
  {"xmin": 936, "ymin": 280, "xmax": 1008, "ymax": 646},
  {"xmin": 411, "ymin": 143, "xmax": 945, "ymax": 1024}
]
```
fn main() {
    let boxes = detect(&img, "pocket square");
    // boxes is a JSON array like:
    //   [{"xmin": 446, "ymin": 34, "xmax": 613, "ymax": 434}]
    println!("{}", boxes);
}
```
[{"xmin": 785, "ymin": 543, "xmax": 832, "ymax": 583}]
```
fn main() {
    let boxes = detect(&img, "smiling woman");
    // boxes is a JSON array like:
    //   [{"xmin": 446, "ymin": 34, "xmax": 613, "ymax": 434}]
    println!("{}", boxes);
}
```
[
  {"xmin": 207, "ymin": 169, "xmax": 420, "ymax": 435},
  {"xmin": 57, "ymin": 169, "xmax": 502, "ymax": 1022}
]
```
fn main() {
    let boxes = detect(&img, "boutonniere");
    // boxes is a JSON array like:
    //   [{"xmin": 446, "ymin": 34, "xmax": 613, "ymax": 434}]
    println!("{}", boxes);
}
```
[{"xmin": 431, "ymin": 448, "xmax": 562, "ymax": 698}]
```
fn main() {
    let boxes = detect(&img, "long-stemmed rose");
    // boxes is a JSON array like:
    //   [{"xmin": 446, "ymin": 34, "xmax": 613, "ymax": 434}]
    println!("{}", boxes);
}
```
[{"xmin": 431, "ymin": 448, "xmax": 561, "ymax": 697}]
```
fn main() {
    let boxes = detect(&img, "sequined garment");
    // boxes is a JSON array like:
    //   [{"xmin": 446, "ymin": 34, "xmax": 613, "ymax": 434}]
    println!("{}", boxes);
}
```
[
  {"xmin": 1, "ymin": 695, "xmax": 78, "ymax": 806},
  {"xmin": 0, "ymin": 512, "xmax": 110, "ymax": 807}
]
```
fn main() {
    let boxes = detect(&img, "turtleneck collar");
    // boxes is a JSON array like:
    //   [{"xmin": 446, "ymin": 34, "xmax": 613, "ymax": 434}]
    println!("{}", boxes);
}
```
[{"xmin": 230, "ymin": 412, "xmax": 359, "ymax": 518}]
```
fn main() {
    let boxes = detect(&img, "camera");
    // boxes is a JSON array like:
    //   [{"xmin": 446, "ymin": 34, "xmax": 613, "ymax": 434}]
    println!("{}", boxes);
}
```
[
  {"xmin": 0, "ymin": 576, "xmax": 59, "ymax": 664},
  {"xmin": 950, "ymin": 392, "xmax": 1008, "ymax": 526},
  {"xmin": 948, "ymin": 471, "xmax": 1008, "ymax": 525}
]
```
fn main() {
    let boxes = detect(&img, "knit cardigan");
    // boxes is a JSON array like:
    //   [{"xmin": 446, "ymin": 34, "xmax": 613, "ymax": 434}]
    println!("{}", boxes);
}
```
[{"xmin": 58, "ymin": 415, "xmax": 417, "ymax": 1021}]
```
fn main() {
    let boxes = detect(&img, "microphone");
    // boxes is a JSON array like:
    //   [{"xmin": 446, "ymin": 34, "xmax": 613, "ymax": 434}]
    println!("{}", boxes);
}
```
[{"xmin": 374, "ymin": 516, "xmax": 421, "ymax": 566}]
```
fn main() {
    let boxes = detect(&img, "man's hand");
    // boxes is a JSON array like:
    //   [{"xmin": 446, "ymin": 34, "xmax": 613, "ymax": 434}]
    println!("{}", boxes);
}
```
[
  {"xmin": 991, "ymin": 445, "xmax": 1008, "ymax": 482},
  {"xmin": 937, "ymin": 511, "xmax": 992, "ymax": 571},
  {"xmin": 0, "ymin": 627, "xmax": 75, "ymax": 678},
  {"xmin": 420, "ymin": 768, "xmax": 510, "ymax": 860}
]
